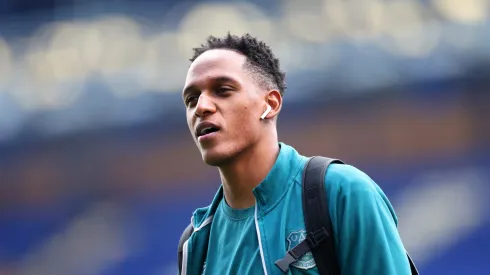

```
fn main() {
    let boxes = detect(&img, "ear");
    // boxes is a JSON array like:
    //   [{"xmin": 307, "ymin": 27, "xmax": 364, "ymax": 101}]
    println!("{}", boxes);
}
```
[{"xmin": 264, "ymin": 90, "xmax": 282, "ymax": 120}]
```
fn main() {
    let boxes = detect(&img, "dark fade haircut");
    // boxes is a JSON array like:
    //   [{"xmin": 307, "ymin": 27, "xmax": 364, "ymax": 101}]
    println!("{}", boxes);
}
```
[{"xmin": 190, "ymin": 33, "xmax": 287, "ymax": 95}]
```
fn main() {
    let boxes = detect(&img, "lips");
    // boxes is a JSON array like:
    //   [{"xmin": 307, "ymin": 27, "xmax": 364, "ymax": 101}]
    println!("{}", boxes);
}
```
[{"xmin": 195, "ymin": 122, "xmax": 221, "ymax": 138}]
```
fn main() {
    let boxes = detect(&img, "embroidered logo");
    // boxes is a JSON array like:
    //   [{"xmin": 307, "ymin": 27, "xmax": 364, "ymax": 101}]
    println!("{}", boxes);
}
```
[{"xmin": 287, "ymin": 230, "xmax": 316, "ymax": 270}]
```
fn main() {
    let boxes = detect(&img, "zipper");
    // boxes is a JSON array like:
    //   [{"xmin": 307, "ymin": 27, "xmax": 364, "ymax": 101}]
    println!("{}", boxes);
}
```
[{"xmin": 254, "ymin": 202, "xmax": 269, "ymax": 275}]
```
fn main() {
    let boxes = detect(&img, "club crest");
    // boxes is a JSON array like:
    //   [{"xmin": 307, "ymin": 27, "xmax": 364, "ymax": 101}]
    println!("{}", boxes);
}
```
[{"xmin": 287, "ymin": 230, "xmax": 316, "ymax": 270}]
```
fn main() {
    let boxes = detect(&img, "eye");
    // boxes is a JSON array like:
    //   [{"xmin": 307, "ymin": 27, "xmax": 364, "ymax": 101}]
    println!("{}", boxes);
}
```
[
  {"xmin": 185, "ymin": 95, "xmax": 198, "ymax": 106},
  {"xmin": 217, "ymin": 86, "xmax": 232, "ymax": 94}
]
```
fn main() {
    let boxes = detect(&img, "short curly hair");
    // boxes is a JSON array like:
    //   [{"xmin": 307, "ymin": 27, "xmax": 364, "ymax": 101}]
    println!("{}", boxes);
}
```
[{"xmin": 190, "ymin": 33, "xmax": 287, "ymax": 95}]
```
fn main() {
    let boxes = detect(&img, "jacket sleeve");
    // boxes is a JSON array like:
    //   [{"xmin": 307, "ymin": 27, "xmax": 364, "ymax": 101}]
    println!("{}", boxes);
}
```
[{"xmin": 327, "ymin": 164, "xmax": 412, "ymax": 275}]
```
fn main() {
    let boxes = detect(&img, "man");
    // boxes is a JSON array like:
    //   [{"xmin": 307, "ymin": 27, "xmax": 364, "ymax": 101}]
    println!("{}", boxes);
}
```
[{"xmin": 179, "ymin": 33, "xmax": 412, "ymax": 275}]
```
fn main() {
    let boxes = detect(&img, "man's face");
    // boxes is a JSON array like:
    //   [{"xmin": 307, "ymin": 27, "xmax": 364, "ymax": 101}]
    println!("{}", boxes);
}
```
[{"xmin": 183, "ymin": 49, "xmax": 266, "ymax": 166}]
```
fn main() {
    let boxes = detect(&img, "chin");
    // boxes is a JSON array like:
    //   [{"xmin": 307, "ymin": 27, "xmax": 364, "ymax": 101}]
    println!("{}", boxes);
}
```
[
  {"xmin": 201, "ymin": 148, "xmax": 231, "ymax": 167},
  {"xmin": 199, "ymin": 143, "xmax": 242, "ymax": 167}
]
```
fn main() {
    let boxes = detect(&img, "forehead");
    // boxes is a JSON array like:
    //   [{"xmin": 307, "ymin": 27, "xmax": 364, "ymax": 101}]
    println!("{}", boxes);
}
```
[{"xmin": 184, "ymin": 49, "xmax": 247, "ymax": 88}]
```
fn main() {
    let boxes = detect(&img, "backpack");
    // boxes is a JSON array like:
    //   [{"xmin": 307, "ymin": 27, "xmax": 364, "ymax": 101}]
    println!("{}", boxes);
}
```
[{"xmin": 177, "ymin": 157, "xmax": 419, "ymax": 274}]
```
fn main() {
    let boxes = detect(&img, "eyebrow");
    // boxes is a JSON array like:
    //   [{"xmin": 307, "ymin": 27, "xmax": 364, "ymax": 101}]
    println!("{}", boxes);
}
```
[
  {"xmin": 182, "ymin": 85, "xmax": 198, "ymax": 99},
  {"xmin": 182, "ymin": 76, "xmax": 238, "ymax": 98}
]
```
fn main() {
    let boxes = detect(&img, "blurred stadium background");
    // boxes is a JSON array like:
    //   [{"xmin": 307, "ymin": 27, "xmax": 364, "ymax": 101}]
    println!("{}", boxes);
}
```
[{"xmin": 0, "ymin": 0, "xmax": 489, "ymax": 274}]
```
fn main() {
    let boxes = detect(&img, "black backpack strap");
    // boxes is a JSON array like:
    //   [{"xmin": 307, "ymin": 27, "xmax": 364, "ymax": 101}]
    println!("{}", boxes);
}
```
[
  {"xmin": 178, "ymin": 223, "xmax": 194, "ymax": 274},
  {"xmin": 275, "ymin": 156, "xmax": 343, "ymax": 274},
  {"xmin": 302, "ymin": 156, "xmax": 343, "ymax": 275},
  {"xmin": 408, "ymin": 252, "xmax": 419, "ymax": 274}
]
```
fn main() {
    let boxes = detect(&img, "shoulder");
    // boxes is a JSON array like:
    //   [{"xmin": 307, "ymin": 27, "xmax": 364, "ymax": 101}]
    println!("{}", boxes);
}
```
[
  {"xmin": 325, "ymin": 162, "xmax": 399, "ymax": 226},
  {"xmin": 325, "ymin": 163, "xmax": 378, "ymax": 195},
  {"xmin": 323, "ymin": 164, "xmax": 410, "ymax": 274}
]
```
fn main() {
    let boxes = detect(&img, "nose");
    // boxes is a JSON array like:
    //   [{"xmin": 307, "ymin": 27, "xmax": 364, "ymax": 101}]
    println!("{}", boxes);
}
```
[{"xmin": 194, "ymin": 94, "xmax": 216, "ymax": 118}]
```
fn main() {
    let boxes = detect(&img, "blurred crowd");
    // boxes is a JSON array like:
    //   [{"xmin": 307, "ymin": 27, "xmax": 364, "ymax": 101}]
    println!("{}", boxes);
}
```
[{"xmin": 0, "ymin": 0, "xmax": 489, "ymax": 274}]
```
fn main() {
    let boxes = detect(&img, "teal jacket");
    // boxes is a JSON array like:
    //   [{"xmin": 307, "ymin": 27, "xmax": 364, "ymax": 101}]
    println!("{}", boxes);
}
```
[{"xmin": 180, "ymin": 143, "xmax": 411, "ymax": 275}]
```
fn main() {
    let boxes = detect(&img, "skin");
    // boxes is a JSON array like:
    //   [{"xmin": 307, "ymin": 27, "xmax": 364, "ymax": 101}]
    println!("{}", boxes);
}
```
[{"xmin": 183, "ymin": 49, "xmax": 283, "ymax": 209}]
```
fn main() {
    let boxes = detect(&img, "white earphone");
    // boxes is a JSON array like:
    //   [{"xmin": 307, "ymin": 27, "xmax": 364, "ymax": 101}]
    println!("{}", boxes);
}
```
[{"xmin": 260, "ymin": 104, "xmax": 272, "ymax": 120}]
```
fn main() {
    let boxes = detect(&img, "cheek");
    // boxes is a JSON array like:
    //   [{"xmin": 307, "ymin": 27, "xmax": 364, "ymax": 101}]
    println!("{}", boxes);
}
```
[
  {"xmin": 231, "ymin": 108, "xmax": 260, "ymax": 137},
  {"xmin": 186, "ymin": 114, "xmax": 194, "ymax": 132},
  {"xmin": 225, "ymin": 96, "xmax": 261, "ymax": 138}
]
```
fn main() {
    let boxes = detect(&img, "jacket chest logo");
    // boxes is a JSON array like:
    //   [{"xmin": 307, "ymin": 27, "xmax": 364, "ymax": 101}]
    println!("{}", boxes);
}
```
[{"xmin": 287, "ymin": 230, "xmax": 316, "ymax": 270}]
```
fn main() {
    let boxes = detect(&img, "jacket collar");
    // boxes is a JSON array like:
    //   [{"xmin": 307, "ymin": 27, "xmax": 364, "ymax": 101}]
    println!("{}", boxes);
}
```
[
  {"xmin": 193, "ymin": 143, "xmax": 306, "ymax": 226},
  {"xmin": 253, "ymin": 142, "xmax": 306, "ymax": 215}
]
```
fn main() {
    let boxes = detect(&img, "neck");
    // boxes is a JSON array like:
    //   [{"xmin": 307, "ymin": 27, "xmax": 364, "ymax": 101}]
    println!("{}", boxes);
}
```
[{"xmin": 218, "ymin": 134, "xmax": 280, "ymax": 210}]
